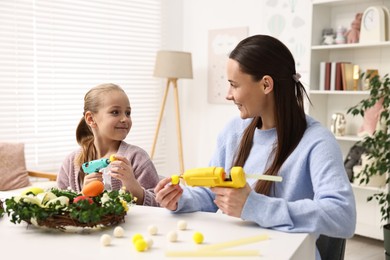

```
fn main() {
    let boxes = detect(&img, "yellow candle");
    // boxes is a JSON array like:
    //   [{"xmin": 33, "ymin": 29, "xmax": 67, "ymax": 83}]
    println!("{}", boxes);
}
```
[
  {"xmin": 165, "ymin": 250, "xmax": 260, "ymax": 257},
  {"xmin": 245, "ymin": 174, "xmax": 282, "ymax": 182},
  {"xmin": 198, "ymin": 234, "xmax": 269, "ymax": 251}
]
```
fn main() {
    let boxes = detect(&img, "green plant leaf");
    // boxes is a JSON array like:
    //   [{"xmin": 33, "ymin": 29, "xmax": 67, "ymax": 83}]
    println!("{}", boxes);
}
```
[{"xmin": 347, "ymin": 73, "xmax": 390, "ymax": 222}]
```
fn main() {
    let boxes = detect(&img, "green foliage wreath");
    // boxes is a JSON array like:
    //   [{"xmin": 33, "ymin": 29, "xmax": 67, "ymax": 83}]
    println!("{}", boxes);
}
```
[
  {"xmin": 0, "ymin": 199, "xmax": 4, "ymax": 218},
  {"xmin": 5, "ymin": 188, "xmax": 134, "ymax": 230}
]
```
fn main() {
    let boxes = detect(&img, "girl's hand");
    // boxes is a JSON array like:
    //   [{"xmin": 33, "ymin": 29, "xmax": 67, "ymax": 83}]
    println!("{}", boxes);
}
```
[
  {"xmin": 108, "ymin": 155, "xmax": 144, "ymax": 204},
  {"xmin": 154, "ymin": 177, "xmax": 183, "ymax": 211},
  {"xmin": 211, "ymin": 183, "xmax": 252, "ymax": 217},
  {"xmin": 84, "ymin": 172, "xmax": 103, "ymax": 186}
]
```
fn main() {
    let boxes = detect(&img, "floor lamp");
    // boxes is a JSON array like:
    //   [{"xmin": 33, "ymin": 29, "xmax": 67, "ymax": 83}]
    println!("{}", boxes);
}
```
[{"xmin": 151, "ymin": 50, "xmax": 193, "ymax": 174}]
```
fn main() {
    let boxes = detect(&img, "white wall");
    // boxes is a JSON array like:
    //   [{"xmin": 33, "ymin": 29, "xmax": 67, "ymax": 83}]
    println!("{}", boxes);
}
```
[{"xmin": 159, "ymin": 0, "xmax": 311, "ymax": 176}]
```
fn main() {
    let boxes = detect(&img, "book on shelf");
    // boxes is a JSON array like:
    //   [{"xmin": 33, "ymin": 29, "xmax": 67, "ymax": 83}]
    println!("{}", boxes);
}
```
[
  {"xmin": 321, "ymin": 62, "xmax": 331, "ymax": 91},
  {"xmin": 335, "ymin": 62, "xmax": 343, "ymax": 91},
  {"xmin": 330, "ymin": 61, "xmax": 337, "ymax": 91},
  {"xmin": 341, "ymin": 63, "xmax": 354, "ymax": 91},
  {"xmin": 319, "ymin": 61, "xmax": 326, "ymax": 91},
  {"xmin": 318, "ymin": 61, "xmax": 354, "ymax": 91}
]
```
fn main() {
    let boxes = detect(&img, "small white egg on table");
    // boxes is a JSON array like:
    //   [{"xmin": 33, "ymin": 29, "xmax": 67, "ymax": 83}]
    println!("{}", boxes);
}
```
[
  {"xmin": 113, "ymin": 226, "xmax": 124, "ymax": 238},
  {"xmin": 147, "ymin": 224, "xmax": 158, "ymax": 235},
  {"xmin": 145, "ymin": 237, "xmax": 154, "ymax": 248},
  {"xmin": 167, "ymin": 230, "xmax": 178, "ymax": 242},
  {"xmin": 100, "ymin": 234, "xmax": 111, "ymax": 246},
  {"xmin": 177, "ymin": 220, "xmax": 187, "ymax": 230}
]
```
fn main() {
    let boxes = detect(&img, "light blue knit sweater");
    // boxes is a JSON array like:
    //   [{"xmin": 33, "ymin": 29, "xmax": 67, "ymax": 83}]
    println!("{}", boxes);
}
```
[{"xmin": 175, "ymin": 115, "xmax": 356, "ymax": 258}]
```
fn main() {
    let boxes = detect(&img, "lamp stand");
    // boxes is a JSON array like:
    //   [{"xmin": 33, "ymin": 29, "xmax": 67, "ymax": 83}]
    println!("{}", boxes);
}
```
[{"xmin": 150, "ymin": 78, "xmax": 184, "ymax": 174}]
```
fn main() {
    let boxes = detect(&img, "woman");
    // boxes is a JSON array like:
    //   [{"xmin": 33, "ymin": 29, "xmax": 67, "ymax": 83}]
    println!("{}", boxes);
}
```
[{"xmin": 155, "ymin": 35, "xmax": 356, "ymax": 258}]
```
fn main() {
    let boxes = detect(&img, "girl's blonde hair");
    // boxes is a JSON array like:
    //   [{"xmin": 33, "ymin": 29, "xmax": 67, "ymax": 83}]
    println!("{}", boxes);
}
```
[{"xmin": 75, "ymin": 83, "xmax": 125, "ymax": 183}]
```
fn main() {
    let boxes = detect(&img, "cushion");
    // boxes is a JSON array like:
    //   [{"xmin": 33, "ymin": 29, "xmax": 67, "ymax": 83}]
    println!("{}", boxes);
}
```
[{"xmin": 0, "ymin": 143, "xmax": 31, "ymax": 191}]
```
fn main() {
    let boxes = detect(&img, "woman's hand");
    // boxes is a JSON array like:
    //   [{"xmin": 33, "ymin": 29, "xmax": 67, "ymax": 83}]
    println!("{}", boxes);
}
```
[
  {"xmin": 154, "ymin": 177, "xmax": 183, "ymax": 211},
  {"xmin": 211, "ymin": 183, "xmax": 252, "ymax": 217},
  {"xmin": 109, "ymin": 155, "xmax": 144, "ymax": 204}
]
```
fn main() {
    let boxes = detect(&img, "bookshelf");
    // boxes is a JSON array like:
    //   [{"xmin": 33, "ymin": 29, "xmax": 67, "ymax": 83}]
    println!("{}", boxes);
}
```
[{"xmin": 309, "ymin": 0, "xmax": 390, "ymax": 240}]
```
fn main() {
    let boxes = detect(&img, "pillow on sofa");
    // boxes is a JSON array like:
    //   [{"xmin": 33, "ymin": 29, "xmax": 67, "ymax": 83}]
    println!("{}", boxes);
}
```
[{"xmin": 0, "ymin": 143, "xmax": 31, "ymax": 191}]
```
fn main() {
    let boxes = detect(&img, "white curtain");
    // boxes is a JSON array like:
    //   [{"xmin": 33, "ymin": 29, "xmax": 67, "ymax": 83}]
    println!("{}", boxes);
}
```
[{"xmin": 0, "ymin": 0, "xmax": 166, "ymax": 173}]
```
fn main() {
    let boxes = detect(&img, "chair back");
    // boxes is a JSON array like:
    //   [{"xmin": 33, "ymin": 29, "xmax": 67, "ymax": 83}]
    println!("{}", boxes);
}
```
[{"xmin": 316, "ymin": 235, "xmax": 346, "ymax": 260}]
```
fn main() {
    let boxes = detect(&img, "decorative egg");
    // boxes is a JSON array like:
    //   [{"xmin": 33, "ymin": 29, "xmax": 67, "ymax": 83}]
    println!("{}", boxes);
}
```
[
  {"xmin": 73, "ymin": 195, "xmax": 93, "ymax": 205},
  {"xmin": 177, "ymin": 220, "xmax": 187, "ymax": 230},
  {"xmin": 132, "ymin": 233, "xmax": 143, "ymax": 244},
  {"xmin": 145, "ymin": 237, "xmax": 153, "ymax": 249},
  {"xmin": 36, "ymin": 191, "xmax": 57, "ymax": 205},
  {"xmin": 21, "ymin": 187, "xmax": 44, "ymax": 196},
  {"xmin": 171, "ymin": 175, "xmax": 180, "ymax": 185},
  {"xmin": 193, "ymin": 231, "xmax": 204, "ymax": 244},
  {"xmin": 82, "ymin": 180, "xmax": 104, "ymax": 197},
  {"xmin": 100, "ymin": 234, "xmax": 111, "ymax": 246},
  {"xmin": 46, "ymin": 196, "xmax": 70, "ymax": 208},
  {"xmin": 147, "ymin": 224, "xmax": 158, "ymax": 235},
  {"xmin": 134, "ymin": 239, "xmax": 147, "ymax": 252},
  {"xmin": 113, "ymin": 226, "xmax": 124, "ymax": 238},
  {"xmin": 167, "ymin": 231, "xmax": 178, "ymax": 242}
]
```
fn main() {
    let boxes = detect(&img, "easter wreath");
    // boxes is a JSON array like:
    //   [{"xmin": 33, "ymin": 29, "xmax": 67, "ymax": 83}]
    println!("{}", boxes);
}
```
[
  {"xmin": 0, "ymin": 199, "xmax": 4, "ymax": 218},
  {"xmin": 4, "ymin": 187, "xmax": 134, "ymax": 230}
]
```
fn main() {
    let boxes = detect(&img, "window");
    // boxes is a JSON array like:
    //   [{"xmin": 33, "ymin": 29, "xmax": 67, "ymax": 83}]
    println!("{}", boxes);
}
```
[{"xmin": 0, "ymin": 0, "xmax": 166, "ymax": 173}]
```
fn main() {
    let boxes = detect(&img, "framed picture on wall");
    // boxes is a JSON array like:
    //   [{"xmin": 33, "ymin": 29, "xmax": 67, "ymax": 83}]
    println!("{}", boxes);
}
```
[{"xmin": 207, "ymin": 27, "xmax": 248, "ymax": 104}]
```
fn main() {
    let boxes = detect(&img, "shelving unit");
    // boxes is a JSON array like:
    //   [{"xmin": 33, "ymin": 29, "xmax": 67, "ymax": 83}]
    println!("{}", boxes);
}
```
[{"xmin": 309, "ymin": 0, "xmax": 390, "ymax": 240}]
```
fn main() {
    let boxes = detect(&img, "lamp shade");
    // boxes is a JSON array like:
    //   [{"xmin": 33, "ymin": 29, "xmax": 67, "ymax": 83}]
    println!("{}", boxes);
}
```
[{"xmin": 153, "ymin": 50, "xmax": 193, "ymax": 79}]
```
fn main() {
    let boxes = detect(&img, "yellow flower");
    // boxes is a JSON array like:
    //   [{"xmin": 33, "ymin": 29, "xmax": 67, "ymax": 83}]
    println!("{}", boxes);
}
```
[{"xmin": 120, "ymin": 199, "xmax": 129, "ymax": 211}]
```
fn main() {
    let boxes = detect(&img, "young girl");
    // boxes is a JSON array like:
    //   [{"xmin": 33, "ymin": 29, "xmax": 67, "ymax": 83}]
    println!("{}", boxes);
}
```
[
  {"xmin": 154, "ymin": 35, "xmax": 356, "ymax": 259},
  {"xmin": 57, "ymin": 83, "xmax": 160, "ymax": 206}
]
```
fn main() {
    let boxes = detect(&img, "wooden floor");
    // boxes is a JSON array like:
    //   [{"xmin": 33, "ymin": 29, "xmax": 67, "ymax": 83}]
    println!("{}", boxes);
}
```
[{"xmin": 345, "ymin": 235, "xmax": 384, "ymax": 260}]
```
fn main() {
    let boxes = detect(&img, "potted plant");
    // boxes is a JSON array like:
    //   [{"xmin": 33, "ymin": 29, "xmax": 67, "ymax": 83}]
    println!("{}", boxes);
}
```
[{"xmin": 347, "ymin": 72, "xmax": 390, "ymax": 258}]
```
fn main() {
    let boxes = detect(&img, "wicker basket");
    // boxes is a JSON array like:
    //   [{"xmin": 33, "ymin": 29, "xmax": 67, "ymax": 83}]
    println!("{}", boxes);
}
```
[
  {"xmin": 28, "ymin": 211, "xmax": 126, "ymax": 230},
  {"xmin": 5, "ymin": 188, "xmax": 133, "ymax": 231},
  {"xmin": 0, "ymin": 199, "xmax": 4, "ymax": 217}
]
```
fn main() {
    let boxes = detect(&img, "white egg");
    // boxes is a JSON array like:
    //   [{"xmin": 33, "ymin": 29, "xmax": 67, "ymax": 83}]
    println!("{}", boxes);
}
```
[
  {"xmin": 167, "ymin": 230, "xmax": 178, "ymax": 242},
  {"xmin": 147, "ymin": 224, "xmax": 158, "ymax": 235},
  {"xmin": 113, "ymin": 226, "xmax": 124, "ymax": 238},
  {"xmin": 100, "ymin": 234, "xmax": 111, "ymax": 246},
  {"xmin": 145, "ymin": 237, "xmax": 154, "ymax": 249},
  {"xmin": 177, "ymin": 220, "xmax": 187, "ymax": 230}
]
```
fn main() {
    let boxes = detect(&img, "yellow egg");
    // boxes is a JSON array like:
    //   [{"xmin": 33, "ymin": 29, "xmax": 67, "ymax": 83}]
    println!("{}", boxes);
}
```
[
  {"xmin": 132, "ymin": 233, "xmax": 143, "ymax": 244},
  {"xmin": 171, "ymin": 175, "xmax": 180, "ymax": 185},
  {"xmin": 21, "ymin": 187, "xmax": 44, "ymax": 196},
  {"xmin": 109, "ymin": 154, "xmax": 116, "ymax": 162},
  {"xmin": 193, "ymin": 231, "xmax": 204, "ymax": 244},
  {"xmin": 134, "ymin": 239, "xmax": 147, "ymax": 252}
]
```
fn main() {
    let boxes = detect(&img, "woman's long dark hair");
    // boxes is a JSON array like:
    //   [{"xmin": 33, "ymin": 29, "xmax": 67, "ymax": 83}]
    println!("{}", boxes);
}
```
[{"xmin": 229, "ymin": 35, "xmax": 310, "ymax": 195}]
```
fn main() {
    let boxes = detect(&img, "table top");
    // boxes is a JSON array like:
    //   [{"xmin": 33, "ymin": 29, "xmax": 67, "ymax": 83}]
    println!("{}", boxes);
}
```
[{"xmin": 0, "ymin": 204, "xmax": 315, "ymax": 260}]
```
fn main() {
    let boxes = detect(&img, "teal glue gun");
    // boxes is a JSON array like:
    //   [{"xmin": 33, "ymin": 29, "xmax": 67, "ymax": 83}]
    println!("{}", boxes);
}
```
[{"xmin": 82, "ymin": 154, "xmax": 116, "ymax": 174}]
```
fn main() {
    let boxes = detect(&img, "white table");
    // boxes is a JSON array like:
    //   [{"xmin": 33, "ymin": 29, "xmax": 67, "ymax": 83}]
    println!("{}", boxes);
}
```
[{"xmin": 0, "ymin": 205, "xmax": 315, "ymax": 259}]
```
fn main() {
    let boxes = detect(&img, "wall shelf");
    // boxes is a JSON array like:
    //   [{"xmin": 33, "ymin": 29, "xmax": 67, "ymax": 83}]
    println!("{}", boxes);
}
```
[{"xmin": 309, "ymin": 0, "xmax": 390, "ymax": 240}]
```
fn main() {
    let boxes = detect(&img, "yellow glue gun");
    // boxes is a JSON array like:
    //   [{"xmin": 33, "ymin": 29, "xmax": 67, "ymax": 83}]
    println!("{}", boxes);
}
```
[{"xmin": 171, "ymin": 166, "xmax": 282, "ymax": 188}]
